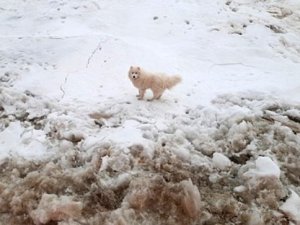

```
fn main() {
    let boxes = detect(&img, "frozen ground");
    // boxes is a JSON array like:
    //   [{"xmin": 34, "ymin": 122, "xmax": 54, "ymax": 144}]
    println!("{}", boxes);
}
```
[{"xmin": 1, "ymin": 0, "xmax": 300, "ymax": 224}]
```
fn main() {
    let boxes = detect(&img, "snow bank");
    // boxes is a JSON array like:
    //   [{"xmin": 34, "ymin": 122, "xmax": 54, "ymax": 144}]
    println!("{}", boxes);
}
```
[{"xmin": 1, "ymin": 94, "xmax": 300, "ymax": 224}]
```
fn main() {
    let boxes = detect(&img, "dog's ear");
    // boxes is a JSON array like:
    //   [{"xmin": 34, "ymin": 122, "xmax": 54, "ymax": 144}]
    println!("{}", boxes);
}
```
[
  {"xmin": 137, "ymin": 67, "xmax": 140, "ymax": 70},
  {"xmin": 130, "ymin": 66, "xmax": 133, "ymax": 69}
]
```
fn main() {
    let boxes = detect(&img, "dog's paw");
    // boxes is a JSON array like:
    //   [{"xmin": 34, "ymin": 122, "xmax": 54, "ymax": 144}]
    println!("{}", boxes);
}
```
[
  {"xmin": 138, "ymin": 97, "xmax": 143, "ymax": 100},
  {"xmin": 136, "ymin": 94, "xmax": 140, "ymax": 97}
]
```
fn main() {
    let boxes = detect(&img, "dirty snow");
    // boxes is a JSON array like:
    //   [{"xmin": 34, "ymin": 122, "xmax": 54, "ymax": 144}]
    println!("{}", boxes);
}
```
[{"xmin": 1, "ymin": 0, "xmax": 300, "ymax": 224}]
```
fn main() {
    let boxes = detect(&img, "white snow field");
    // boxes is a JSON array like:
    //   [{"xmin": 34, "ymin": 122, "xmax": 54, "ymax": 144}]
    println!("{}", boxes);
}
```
[{"xmin": 1, "ymin": 0, "xmax": 300, "ymax": 224}]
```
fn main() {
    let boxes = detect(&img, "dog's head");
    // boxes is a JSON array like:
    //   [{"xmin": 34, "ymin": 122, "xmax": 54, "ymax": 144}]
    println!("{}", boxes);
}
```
[{"xmin": 128, "ymin": 66, "xmax": 141, "ymax": 81}]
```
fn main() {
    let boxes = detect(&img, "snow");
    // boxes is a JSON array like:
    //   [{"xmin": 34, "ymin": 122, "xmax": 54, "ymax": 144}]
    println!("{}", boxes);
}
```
[
  {"xmin": 212, "ymin": 152, "xmax": 232, "ymax": 170},
  {"xmin": 102, "ymin": 120, "xmax": 145, "ymax": 146},
  {"xmin": 1, "ymin": 0, "xmax": 300, "ymax": 224},
  {"xmin": 30, "ymin": 194, "xmax": 83, "ymax": 224},
  {"xmin": 280, "ymin": 190, "xmax": 300, "ymax": 224},
  {"xmin": 0, "ymin": 121, "xmax": 51, "ymax": 161},
  {"xmin": 234, "ymin": 185, "xmax": 247, "ymax": 193},
  {"xmin": 244, "ymin": 156, "xmax": 281, "ymax": 180},
  {"xmin": 180, "ymin": 179, "xmax": 202, "ymax": 218}
]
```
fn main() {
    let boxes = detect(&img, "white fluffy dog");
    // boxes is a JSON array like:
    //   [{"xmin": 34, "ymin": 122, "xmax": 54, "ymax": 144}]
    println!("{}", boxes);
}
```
[{"xmin": 128, "ymin": 66, "xmax": 181, "ymax": 101}]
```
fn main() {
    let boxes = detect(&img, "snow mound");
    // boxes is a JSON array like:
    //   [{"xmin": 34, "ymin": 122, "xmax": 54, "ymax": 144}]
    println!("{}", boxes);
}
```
[{"xmin": 1, "ymin": 86, "xmax": 300, "ymax": 224}]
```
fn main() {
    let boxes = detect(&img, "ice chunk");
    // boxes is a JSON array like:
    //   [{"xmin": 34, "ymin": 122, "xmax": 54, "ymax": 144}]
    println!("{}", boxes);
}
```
[
  {"xmin": 180, "ymin": 179, "xmax": 201, "ymax": 218},
  {"xmin": 280, "ymin": 190, "xmax": 300, "ymax": 224},
  {"xmin": 212, "ymin": 152, "xmax": 232, "ymax": 170},
  {"xmin": 244, "ymin": 156, "xmax": 280, "ymax": 179},
  {"xmin": 233, "ymin": 185, "xmax": 247, "ymax": 193}
]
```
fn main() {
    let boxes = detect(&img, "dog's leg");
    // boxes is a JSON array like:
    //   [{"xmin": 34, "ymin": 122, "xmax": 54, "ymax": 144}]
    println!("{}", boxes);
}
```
[
  {"xmin": 156, "ymin": 94, "xmax": 162, "ymax": 100},
  {"xmin": 136, "ymin": 89, "xmax": 142, "ymax": 97},
  {"xmin": 138, "ymin": 89, "xmax": 145, "ymax": 100},
  {"xmin": 148, "ymin": 90, "xmax": 156, "ymax": 101},
  {"xmin": 148, "ymin": 89, "xmax": 164, "ymax": 101},
  {"xmin": 148, "ymin": 89, "xmax": 163, "ymax": 101},
  {"xmin": 156, "ymin": 90, "xmax": 164, "ymax": 100}
]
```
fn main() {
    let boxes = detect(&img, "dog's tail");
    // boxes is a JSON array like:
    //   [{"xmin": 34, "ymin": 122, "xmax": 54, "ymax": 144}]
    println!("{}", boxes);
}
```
[{"xmin": 165, "ymin": 75, "xmax": 182, "ymax": 89}]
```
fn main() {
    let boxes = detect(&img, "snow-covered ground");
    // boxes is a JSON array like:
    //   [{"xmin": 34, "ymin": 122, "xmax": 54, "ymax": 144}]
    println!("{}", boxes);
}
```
[{"xmin": 1, "ymin": 0, "xmax": 300, "ymax": 224}]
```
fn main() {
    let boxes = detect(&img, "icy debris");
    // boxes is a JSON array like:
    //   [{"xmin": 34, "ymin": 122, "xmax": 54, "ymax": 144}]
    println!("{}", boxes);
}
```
[
  {"xmin": 233, "ymin": 185, "xmax": 247, "ymax": 193},
  {"xmin": 44, "ymin": 112, "xmax": 91, "ymax": 144},
  {"xmin": 248, "ymin": 210, "xmax": 264, "ymax": 225},
  {"xmin": 99, "ymin": 155, "xmax": 110, "ymax": 172},
  {"xmin": 0, "ymin": 72, "xmax": 19, "ymax": 87},
  {"xmin": 0, "ymin": 88, "xmax": 52, "ymax": 121},
  {"xmin": 101, "ymin": 173, "xmax": 132, "ymax": 190},
  {"xmin": 267, "ymin": 6, "xmax": 293, "ymax": 19},
  {"xmin": 180, "ymin": 179, "xmax": 201, "ymax": 218},
  {"xmin": 192, "ymin": 138, "xmax": 217, "ymax": 156},
  {"xmin": 191, "ymin": 153, "xmax": 210, "ymax": 167},
  {"xmin": 124, "ymin": 176, "xmax": 201, "ymax": 221},
  {"xmin": 280, "ymin": 190, "xmax": 300, "ymax": 224},
  {"xmin": 103, "ymin": 120, "xmax": 146, "ymax": 146},
  {"xmin": 99, "ymin": 153, "xmax": 131, "ymax": 172},
  {"xmin": 209, "ymin": 173, "xmax": 221, "ymax": 184},
  {"xmin": 284, "ymin": 109, "xmax": 300, "ymax": 122},
  {"xmin": 212, "ymin": 152, "xmax": 231, "ymax": 170},
  {"xmin": 155, "ymin": 120, "xmax": 169, "ymax": 131},
  {"xmin": 171, "ymin": 146, "xmax": 191, "ymax": 162},
  {"xmin": 227, "ymin": 120, "xmax": 254, "ymax": 152},
  {"xmin": 0, "ymin": 121, "xmax": 51, "ymax": 160},
  {"xmin": 240, "ymin": 156, "xmax": 284, "ymax": 200},
  {"xmin": 129, "ymin": 143, "xmax": 155, "ymax": 160},
  {"xmin": 30, "ymin": 194, "xmax": 83, "ymax": 224},
  {"xmin": 210, "ymin": 193, "xmax": 239, "ymax": 218},
  {"xmin": 161, "ymin": 129, "xmax": 195, "ymax": 162},
  {"xmin": 1, "ymin": 94, "xmax": 299, "ymax": 224},
  {"xmin": 244, "ymin": 156, "xmax": 280, "ymax": 179},
  {"xmin": 88, "ymin": 112, "xmax": 112, "ymax": 120},
  {"xmin": 61, "ymin": 130, "xmax": 85, "ymax": 143}
]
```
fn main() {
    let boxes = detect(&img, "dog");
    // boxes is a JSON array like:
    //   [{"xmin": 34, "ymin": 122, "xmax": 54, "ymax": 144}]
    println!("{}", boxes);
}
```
[{"xmin": 128, "ymin": 66, "xmax": 181, "ymax": 101}]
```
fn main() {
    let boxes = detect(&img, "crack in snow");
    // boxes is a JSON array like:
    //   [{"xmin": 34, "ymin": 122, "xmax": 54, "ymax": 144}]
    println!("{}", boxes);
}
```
[
  {"xmin": 59, "ymin": 73, "xmax": 69, "ymax": 101},
  {"xmin": 86, "ymin": 41, "xmax": 102, "ymax": 68},
  {"xmin": 92, "ymin": 1, "xmax": 101, "ymax": 10}
]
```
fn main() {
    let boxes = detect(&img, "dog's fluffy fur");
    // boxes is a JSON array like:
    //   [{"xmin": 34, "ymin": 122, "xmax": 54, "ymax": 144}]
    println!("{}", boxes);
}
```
[{"xmin": 128, "ymin": 66, "xmax": 182, "ymax": 101}]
